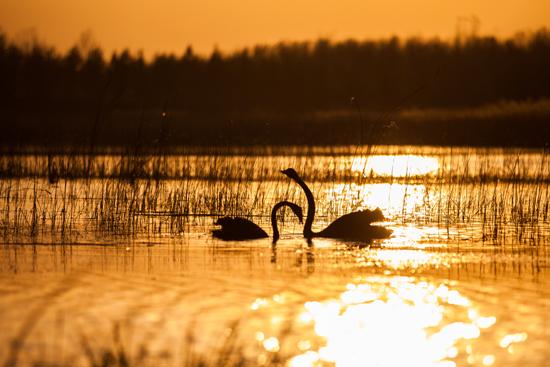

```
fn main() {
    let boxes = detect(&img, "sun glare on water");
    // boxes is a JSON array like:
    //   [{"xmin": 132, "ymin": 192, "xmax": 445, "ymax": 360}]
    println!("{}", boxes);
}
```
[
  {"xmin": 327, "ymin": 182, "xmax": 428, "ymax": 221},
  {"xmin": 352, "ymin": 155, "xmax": 440, "ymax": 177},
  {"xmin": 284, "ymin": 277, "xmax": 499, "ymax": 367}
]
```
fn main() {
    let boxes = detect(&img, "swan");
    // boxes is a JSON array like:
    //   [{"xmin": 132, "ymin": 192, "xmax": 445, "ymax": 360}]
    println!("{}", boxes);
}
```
[
  {"xmin": 281, "ymin": 168, "xmax": 392, "ymax": 241},
  {"xmin": 212, "ymin": 200, "xmax": 303, "ymax": 242}
]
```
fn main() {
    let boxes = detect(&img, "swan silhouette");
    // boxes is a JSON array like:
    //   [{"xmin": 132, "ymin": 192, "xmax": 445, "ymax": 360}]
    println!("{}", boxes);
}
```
[
  {"xmin": 212, "ymin": 200, "xmax": 303, "ymax": 242},
  {"xmin": 281, "ymin": 168, "xmax": 392, "ymax": 242}
]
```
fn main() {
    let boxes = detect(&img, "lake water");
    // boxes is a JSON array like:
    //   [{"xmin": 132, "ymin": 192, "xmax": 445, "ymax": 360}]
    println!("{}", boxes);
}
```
[{"xmin": 1, "ymin": 146, "xmax": 549, "ymax": 366}]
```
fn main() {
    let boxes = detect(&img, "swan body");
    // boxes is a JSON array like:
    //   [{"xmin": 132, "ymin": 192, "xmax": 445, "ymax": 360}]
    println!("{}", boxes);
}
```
[
  {"xmin": 281, "ymin": 168, "xmax": 392, "ymax": 242},
  {"xmin": 315, "ymin": 208, "xmax": 392, "ymax": 240},
  {"xmin": 212, "ymin": 200, "xmax": 303, "ymax": 242},
  {"xmin": 213, "ymin": 217, "xmax": 268, "ymax": 240}
]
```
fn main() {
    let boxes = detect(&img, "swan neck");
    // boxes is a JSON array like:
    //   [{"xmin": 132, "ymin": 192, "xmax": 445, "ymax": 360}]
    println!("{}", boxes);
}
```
[
  {"xmin": 294, "ymin": 176, "xmax": 316, "ymax": 238},
  {"xmin": 271, "ymin": 202, "xmax": 284, "ymax": 242}
]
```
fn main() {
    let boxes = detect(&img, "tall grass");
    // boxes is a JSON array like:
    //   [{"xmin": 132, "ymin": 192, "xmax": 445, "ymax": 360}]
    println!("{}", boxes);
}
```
[{"xmin": 0, "ymin": 146, "xmax": 549, "ymax": 245}]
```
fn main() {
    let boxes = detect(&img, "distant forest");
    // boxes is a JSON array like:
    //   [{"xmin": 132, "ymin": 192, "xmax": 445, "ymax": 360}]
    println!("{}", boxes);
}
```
[{"xmin": 2, "ymin": 30, "xmax": 550, "ymax": 148}]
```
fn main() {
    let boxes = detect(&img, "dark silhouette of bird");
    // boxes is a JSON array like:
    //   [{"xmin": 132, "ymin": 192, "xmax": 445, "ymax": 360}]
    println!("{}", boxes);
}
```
[
  {"xmin": 212, "ymin": 200, "xmax": 303, "ymax": 242},
  {"xmin": 281, "ymin": 168, "xmax": 392, "ymax": 242}
]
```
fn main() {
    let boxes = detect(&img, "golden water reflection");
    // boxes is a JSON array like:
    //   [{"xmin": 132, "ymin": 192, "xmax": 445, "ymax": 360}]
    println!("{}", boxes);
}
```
[
  {"xmin": 351, "ymin": 155, "xmax": 439, "ymax": 177},
  {"xmin": 327, "ymin": 182, "xmax": 427, "ymax": 220},
  {"xmin": 286, "ymin": 276, "xmax": 506, "ymax": 367}
]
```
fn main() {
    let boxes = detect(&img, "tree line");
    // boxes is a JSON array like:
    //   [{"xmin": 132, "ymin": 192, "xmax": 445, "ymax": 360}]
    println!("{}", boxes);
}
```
[{"xmin": 1, "ymin": 30, "xmax": 550, "ymax": 147}]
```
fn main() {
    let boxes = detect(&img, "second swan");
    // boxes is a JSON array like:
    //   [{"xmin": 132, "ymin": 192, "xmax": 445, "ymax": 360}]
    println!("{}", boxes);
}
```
[{"xmin": 281, "ymin": 168, "xmax": 392, "ymax": 242}]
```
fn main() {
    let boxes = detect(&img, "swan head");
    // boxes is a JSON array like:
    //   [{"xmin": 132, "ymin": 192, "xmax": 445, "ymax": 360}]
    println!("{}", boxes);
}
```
[
  {"xmin": 281, "ymin": 168, "xmax": 300, "ymax": 180},
  {"xmin": 287, "ymin": 203, "xmax": 304, "ymax": 223}
]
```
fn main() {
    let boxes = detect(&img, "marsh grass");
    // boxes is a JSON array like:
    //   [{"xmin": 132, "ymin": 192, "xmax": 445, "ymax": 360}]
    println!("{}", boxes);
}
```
[
  {"xmin": 9, "ymin": 317, "xmax": 281, "ymax": 367},
  {"xmin": 0, "ymin": 146, "xmax": 549, "ymax": 245}
]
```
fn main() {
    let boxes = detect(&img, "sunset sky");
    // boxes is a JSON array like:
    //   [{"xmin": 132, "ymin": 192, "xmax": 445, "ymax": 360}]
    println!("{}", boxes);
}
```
[{"xmin": 1, "ymin": 0, "xmax": 549, "ymax": 57}]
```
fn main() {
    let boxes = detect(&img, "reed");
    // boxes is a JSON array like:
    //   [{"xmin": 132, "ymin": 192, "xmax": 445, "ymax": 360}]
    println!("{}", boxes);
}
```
[{"xmin": 0, "ymin": 146, "xmax": 549, "ymax": 246}]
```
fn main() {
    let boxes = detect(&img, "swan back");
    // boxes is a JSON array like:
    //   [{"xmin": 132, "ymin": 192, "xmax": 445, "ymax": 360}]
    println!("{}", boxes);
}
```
[{"xmin": 213, "ymin": 217, "xmax": 268, "ymax": 240}]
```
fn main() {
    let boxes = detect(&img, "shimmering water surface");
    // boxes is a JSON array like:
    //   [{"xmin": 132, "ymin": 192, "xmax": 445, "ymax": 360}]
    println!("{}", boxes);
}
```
[{"xmin": 1, "ymin": 146, "xmax": 549, "ymax": 366}]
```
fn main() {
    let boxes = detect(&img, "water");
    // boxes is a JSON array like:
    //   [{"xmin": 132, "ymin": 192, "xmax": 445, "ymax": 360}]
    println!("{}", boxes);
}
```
[{"xmin": 1, "ymin": 146, "xmax": 549, "ymax": 366}]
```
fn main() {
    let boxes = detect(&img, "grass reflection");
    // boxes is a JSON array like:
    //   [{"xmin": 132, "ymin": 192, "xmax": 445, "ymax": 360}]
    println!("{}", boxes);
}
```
[{"xmin": 289, "ymin": 276, "xmax": 497, "ymax": 367}]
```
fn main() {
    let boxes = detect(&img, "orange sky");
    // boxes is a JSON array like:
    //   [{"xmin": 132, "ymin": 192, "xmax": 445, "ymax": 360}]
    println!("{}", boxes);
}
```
[{"xmin": 1, "ymin": 0, "xmax": 549, "ymax": 57}]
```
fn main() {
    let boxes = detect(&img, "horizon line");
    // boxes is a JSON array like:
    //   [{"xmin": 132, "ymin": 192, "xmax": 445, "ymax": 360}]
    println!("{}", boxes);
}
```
[{"xmin": 2, "ymin": 26, "xmax": 549, "ymax": 60}]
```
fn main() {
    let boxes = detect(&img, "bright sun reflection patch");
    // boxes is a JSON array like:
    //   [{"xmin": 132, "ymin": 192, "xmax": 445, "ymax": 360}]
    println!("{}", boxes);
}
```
[
  {"xmin": 369, "ymin": 249, "xmax": 435, "ymax": 269},
  {"xmin": 287, "ymin": 276, "xmax": 497, "ymax": 367},
  {"xmin": 352, "ymin": 155, "xmax": 439, "ymax": 177},
  {"xmin": 327, "ymin": 183, "xmax": 427, "ymax": 220}
]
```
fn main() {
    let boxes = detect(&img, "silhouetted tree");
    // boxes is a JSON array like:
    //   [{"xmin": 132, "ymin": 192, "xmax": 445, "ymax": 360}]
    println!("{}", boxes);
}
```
[{"xmin": 1, "ymin": 29, "xmax": 550, "ymax": 147}]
